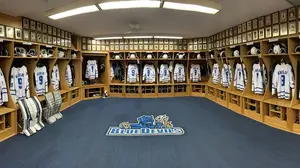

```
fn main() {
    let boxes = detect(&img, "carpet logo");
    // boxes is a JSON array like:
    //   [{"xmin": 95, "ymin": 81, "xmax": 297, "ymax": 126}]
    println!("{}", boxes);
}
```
[{"xmin": 106, "ymin": 114, "xmax": 185, "ymax": 136}]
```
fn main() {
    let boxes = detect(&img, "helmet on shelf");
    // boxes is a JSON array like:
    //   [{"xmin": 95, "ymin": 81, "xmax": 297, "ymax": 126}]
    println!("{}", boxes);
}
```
[
  {"xmin": 14, "ymin": 47, "xmax": 26, "ymax": 57},
  {"xmin": 48, "ymin": 49, "xmax": 53, "ymax": 57},
  {"xmin": 40, "ymin": 49, "xmax": 48, "ymax": 57},
  {"xmin": 233, "ymin": 50, "xmax": 240, "ymax": 57},
  {"xmin": 58, "ymin": 51, "xmax": 65, "ymax": 58},
  {"xmin": 27, "ymin": 49, "xmax": 37, "ymax": 57}
]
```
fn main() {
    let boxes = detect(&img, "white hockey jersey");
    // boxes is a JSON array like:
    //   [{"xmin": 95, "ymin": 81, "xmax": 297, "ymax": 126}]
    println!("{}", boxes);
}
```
[
  {"xmin": 272, "ymin": 63, "xmax": 294, "ymax": 99},
  {"xmin": 234, "ymin": 63, "xmax": 247, "ymax": 91},
  {"xmin": 252, "ymin": 63, "xmax": 267, "ymax": 95},
  {"xmin": 85, "ymin": 60, "xmax": 98, "ymax": 80},
  {"xmin": 10, "ymin": 66, "xmax": 30, "ymax": 103},
  {"xmin": 221, "ymin": 64, "xmax": 232, "ymax": 88},
  {"xmin": 110, "ymin": 66, "xmax": 114, "ymax": 81},
  {"xmin": 0, "ymin": 68, "xmax": 8, "ymax": 106},
  {"xmin": 159, "ymin": 64, "xmax": 170, "ymax": 83},
  {"xmin": 66, "ymin": 65, "xmax": 73, "ymax": 87},
  {"xmin": 143, "ymin": 64, "xmax": 156, "ymax": 83},
  {"xmin": 51, "ymin": 64, "xmax": 60, "ymax": 91},
  {"xmin": 174, "ymin": 64, "xmax": 185, "ymax": 82},
  {"xmin": 212, "ymin": 63, "xmax": 220, "ymax": 84},
  {"xmin": 190, "ymin": 64, "xmax": 201, "ymax": 82},
  {"xmin": 34, "ymin": 66, "xmax": 48, "ymax": 95},
  {"xmin": 127, "ymin": 64, "xmax": 139, "ymax": 83}
]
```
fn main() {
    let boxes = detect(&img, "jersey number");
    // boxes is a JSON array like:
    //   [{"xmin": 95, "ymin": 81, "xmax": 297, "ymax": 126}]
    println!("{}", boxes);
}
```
[
  {"xmin": 18, "ymin": 78, "xmax": 22, "ymax": 89},
  {"xmin": 281, "ymin": 75, "xmax": 285, "ymax": 86},
  {"xmin": 39, "ymin": 76, "xmax": 43, "ymax": 85}
]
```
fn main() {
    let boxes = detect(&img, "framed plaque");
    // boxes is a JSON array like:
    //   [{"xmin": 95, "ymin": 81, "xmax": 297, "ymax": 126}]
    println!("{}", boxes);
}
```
[
  {"xmin": 57, "ymin": 37, "xmax": 60, "ymax": 45},
  {"xmin": 149, "ymin": 45, "xmax": 154, "ymax": 50},
  {"xmin": 272, "ymin": 25, "xmax": 279, "ymax": 37},
  {"xmin": 154, "ymin": 45, "xmax": 159, "ymax": 50},
  {"xmin": 288, "ymin": 7, "xmax": 296, "ymax": 21},
  {"xmin": 247, "ymin": 21, "xmax": 252, "ymax": 31},
  {"xmin": 92, "ymin": 39, "xmax": 96, "ymax": 45},
  {"xmin": 134, "ymin": 39, "xmax": 138, "ymax": 44},
  {"xmin": 280, "ymin": 10, "xmax": 287, "ymax": 23},
  {"xmin": 53, "ymin": 37, "xmax": 56, "ymax": 45},
  {"xmin": 87, "ymin": 45, "xmax": 91, "ymax": 50},
  {"xmin": 242, "ymin": 23, "xmax": 247, "ymax": 32},
  {"xmin": 253, "ymin": 30, "xmax": 258, "ymax": 40},
  {"xmin": 115, "ymin": 39, "xmax": 119, "ymax": 44},
  {"xmin": 42, "ymin": 24, "xmax": 47, "ymax": 33},
  {"xmin": 159, "ymin": 45, "xmax": 164, "ymax": 50},
  {"xmin": 154, "ymin": 39, "xmax": 158, "ymax": 44},
  {"xmin": 97, "ymin": 45, "xmax": 100, "ymax": 51},
  {"xmin": 37, "ymin": 22, "xmax": 42, "ymax": 32},
  {"xmin": 203, "ymin": 38, "xmax": 207, "ymax": 43},
  {"xmin": 48, "ymin": 25, "xmax": 52, "ymax": 35},
  {"xmin": 265, "ymin": 15, "xmax": 271, "ymax": 26},
  {"xmin": 169, "ymin": 45, "xmax": 173, "ymax": 50},
  {"xmin": 238, "ymin": 25, "xmax": 242, "ymax": 34},
  {"xmin": 52, "ymin": 27, "xmax": 56, "ymax": 36},
  {"xmin": 57, "ymin": 29, "xmax": 61, "ymax": 37},
  {"xmin": 159, "ymin": 39, "xmax": 163, "ymax": 44},
  {"xmin": 242, "ymin": 33, "xmax": 247, "ymax": 43},
  {"xmin": 234, "ymin": 36, "xmax": 237, "ymax": 44},
  {"xmin": 139, "ymin": 39, "xmax": 143, "ymax": 44},
  {"xmin": 87, "ymin": 38, "xmax": 91, "ymax": 44},
  {"xmin": 229, "ymin": 28, "xmax": 233, "ymax": 36},
  {"xmin": 247, "ymin": 32, "xmax": 252, "ymax": 41},
  {"xmin": 23, "ymin": 18, "xmax": 29, "ymax": 29},
  {"xmin": 15, "ymin": 28, "xmax": 22, "ymax": 40},
  {"xmin": 233, "ymin": 27, "xmax": 238, "ymax": 35},
  {"xmin": 30, "ymin": 20, "xmax": 36, "ymax": 31},
  {"xmin": 129, "ymin": 45, "xmax": 134, "ymax": 50},
  {"xmin": 0, "ymin": 25, "xmax": 4, "ymax": 38},
  {"xmin": 134, "ymin": 45, "xmax": 138, "ymax": 50},
  {"xmin": 92, "ymin": 45, "xmax": 96, "ymax": 51},
  {"xmin": 82, "ymin": 38, "xmax": 86, "ymax": 43},
  {"xmin": 30, "ymin": 31, "xmax": 36, "ymax": 42},
  {"xmin": 115, "ymin": 45, "xmax": 119, "ymax": 51},
  {"xmin": 252, "ymin": 19, "xmax": 258, "ymax": 29},
  {"xmin": 266, "ymin": 27, "xmax": 272, "ymax": 38},
  {"xmin": 139, "ymin": 45, "xmax": 144, "ymax": 50},
  {"xmin": 37, "ymin": 33, "xmax": 42, "ymax": 42},
  {"xmin": 193, "ymin": 45, "xmax": 197, "ymax": 51},
  {"xmin": 119, "ymin": 45, "xmax": 124, "ymax": 51},
  {"xmin": 259, "ymin": 28, "xmax": 265, "ymax": 39},
  {"xmin": 198, "ymin": 44, "xmax": 202, "ymax": 50},
  {"xmin": 42, "ymin": 34, "xmax": 47, "ymax": 43},
  {"xmin": 124, "ymin": 45, "xmax": 129, "ymax": 50},
  {"xmin": 259, "ymin": 17, "xmax": 264, "ymax": 28},
  {"xmin": 280, "ymin": 23, "xmax": 288, "ymax": 36},
  {"xmin": 226, "ymin": 29, "xmax": 229, "ymax": 37},
  {"xmin": 193, "ymin": 38, "xmax": 198, "ymax": 44},
  {"xmin": 110, "ymin": 40, "xmax": 114, "ymax": 45},
  {"xmin": 238, "ymin": 35, "xmax": 242, "ymax": 43},
  {"xmin": 164, "ymin": 39, "xmax": 168, "ymax": 44}
]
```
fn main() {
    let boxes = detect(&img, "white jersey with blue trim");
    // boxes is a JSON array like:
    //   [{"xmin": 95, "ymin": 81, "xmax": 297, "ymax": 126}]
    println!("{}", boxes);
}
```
[
  {"xmin": 252, "ymin": 63, "xmax": 267, "ymax": 95},
  {"xmin": 174, "ymin": 63, "xmax": 185, "ymax": 82},
  {"xmin": 65, "ymin": 65, "xmax": 73, "ymax": 87},
  {"xmin": 34, "ymin": 66, "xmax": 48, "ymax": 95},
  {"xmin": 10, "ymin": 66, "xmax": 30, "ymax": 103},
  {"xmin": 221, "ymin": 64, "xmax": 232, "ymax": 87},
  {"xmin": 212, "ymin": 63, "xmax": 220, "ymax": 84},
  {"xmin": 159, "ymin": 64, "xmax": 170, "ymax": 83},
  {"xmin": 85, "ymin": 60, "xmax": 98, "ymax": 80},
  {"xmin": 51, "ymin": 64, "xmax": 60, "ymax": 91},
  {"xmin": 234, "ymin": 63, "xmax": 247, "ymax": 91},
  {"xmin": 127, "ymin": 64, "xmax": 139, "ymax": 83},
  {"xmin": 272, "ymin": 63, "xmax": 294, "ymax": 99},
  {"xmin": 0, "ymin": 68, "xmax": 8, "ymax": 106},
  {"xmin": 143, "ymin": 64, "xmax": 155, "ymax": 83},
  {"xmin": 190, "ymin": 64, "xmax": 201, "ymax": 82}
]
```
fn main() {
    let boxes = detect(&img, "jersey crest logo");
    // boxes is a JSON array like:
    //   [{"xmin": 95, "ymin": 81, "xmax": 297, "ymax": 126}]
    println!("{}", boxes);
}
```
[{"xmin": 106, "ymin": 114, "xmax": 185, "ymax": 136}]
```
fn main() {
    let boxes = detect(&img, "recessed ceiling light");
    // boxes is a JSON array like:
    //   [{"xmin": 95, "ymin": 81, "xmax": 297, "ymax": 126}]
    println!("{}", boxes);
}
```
[
  {"xmin": 163, "ymin": 1, "xmax": 220, "ymax": 14},
  {"xmin": 99, "ymin": 0, "xmax": 161, "ymax": 10},
  {"xmin": 48, "ymin": 5, "xmax": 99, "ymax": 20},
  {"xmin": 94, "ymin": 37, "xmax": 123, "ymax": 40},
  {"xmin": 154, "ymin": 36, "xmax": 183, "ymax": 39},
  {"xmin": 123, "ymin": 36, "xmax": 153, "ymax": 39}
]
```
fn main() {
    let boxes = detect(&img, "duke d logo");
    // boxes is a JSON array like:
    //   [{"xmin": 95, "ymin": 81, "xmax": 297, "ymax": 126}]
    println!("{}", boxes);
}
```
[{"xmin": 106, "ymin": 114, "xmax": 185, "ymax": 136}]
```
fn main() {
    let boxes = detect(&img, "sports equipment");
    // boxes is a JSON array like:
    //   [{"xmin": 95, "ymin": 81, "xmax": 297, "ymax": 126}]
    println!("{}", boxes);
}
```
[
  {"xmin": 65, "ymin": 64, "xmax": 73, "ymax": 87},
  {"xmin": 190, "ymin": 64, "xmax": 201, "ymax": 82},
  {"xmin": 196, "ymin": 54, "xmax": 202, "ymax": 59},
  {"xmin": 234, "ymin": 63, "xmax": 247, "ymax": 91},
  {"xmin": 233, "ymin": 50, "xmax": 240, "ymax": 57},
  {"xmin": 14, "ymin": 47, "xmax": 26, "ymax": 57},
  {"xmin": 10, "ymin": 66, "xmax": 30, "ymax": 103},
  {"xmin": 53, "ymin": 91, "xmax": 63, "ymax": 119},
  {"xmin": 40, "ymin": 49, "xmax": 48, "ymax": 57},
  {"xmin": 128, "ymin": 53, "xmax": 137, "ymax": 59},
  {"xmin": 272, "ymin": 63, "xmax": 294, "ymax": 99},
  {"xmin": 44, "ymin": 92, "xmax": 56, "ymax": 124},
  {"xmin": 146, "ymin": 53, "xmax": 153, "ymax": 59},
  {"xmin": 27, "ymin": 49, "xmax": 37, "ymax": 57},
  {"xmin": 219, "ymin": 51, "xmax": 225, "ymax": 57},
  {"xmin": 142, "ymin": 64, "xmax": 155, "ymax": 83},
  {"xmin": 51, "ymin": 64, "xmax": 60, "ymax": 91},
  {"xmin": 176, "ymin": 53, "xmax": 185, "ymax": 59},
  {"xmin": 58, "ymin": 51, "xmax": 65, "ymax": 58},
  {"xmin": 85, "ymin": 60, "xmax": 98, "ymax": 80},
  {"xmin": 252, "ymin": 63, "xmax": 267, "ymax": 95},
  {"xmin": 174, "ymin": 63, "xmax": 185, "ymax": 82},
  {"xmin": 71, "ymin": 52, "xmax": 77, "ymax": 58},
  {"xmin": 159, "ymin": 64, "xmax": 170, "ymax": 83},
  {"xmin": 250, "ymin": 46, "xmax": 260, "ymax": 55},
  {"xmin": 221, "ymin": 64, "xmax": 232, "ymax": 87},
  {"xmin": 295, "ymin": 45, "xmax": 300, "ymax": 53},
  {"xmin": 48, "ymin": 49, "xmax": 53, "ymax": 57},
  {"xmin": 0, "ymin": 44, "xmax": 8, "ymax": 56},
  {"xmin": 127, "ymin": 64, "xmax": 139, "ymax": 83},
  {"xmin": 34, "ymin": 66, "xmax": 48, "ymax": 95},
  {"xmin": 269, "ymin": 43, "xmax": 287, "ymax": 54},
  {"xmin": 212, "ymin": 63, "xmax": 220, "ymax": 84},
  {"xmin": 161, "ymin": 53, "xmax": 170, "ymax": 59},
  {"xmin": 0, "ymin": 68, "xmax": 8, "ymax": 106}
]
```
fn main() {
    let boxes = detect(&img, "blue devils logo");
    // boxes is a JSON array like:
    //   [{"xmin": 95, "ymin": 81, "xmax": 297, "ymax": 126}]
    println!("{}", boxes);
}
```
[{"xmin": 106, "ymin": 114, "xmax": 185, "ymax": 136}]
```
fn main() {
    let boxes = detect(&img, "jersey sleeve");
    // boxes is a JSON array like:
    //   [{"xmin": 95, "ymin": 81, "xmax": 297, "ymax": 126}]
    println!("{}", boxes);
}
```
[
  {"xmin": 251, "ymin": 64, "xmax": 255, "ymax": 91},
  {"xmin": 95, "ymin": 61, "xmax": 99, "ymax": 78},
  {"xmin": 25, "ymin": 67, "xmax": 30, "ymax": 98},
  {"xmin": 271, "ymin": 65, "xmax": 279, "ymax": 95},
  {"xmin": 289, "ymin": 64, "xmax": 295, "ymax": 97}
]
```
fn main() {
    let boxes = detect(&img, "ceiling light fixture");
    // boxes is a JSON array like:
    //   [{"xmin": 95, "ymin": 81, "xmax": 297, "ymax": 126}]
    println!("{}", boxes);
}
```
[
  {"xmin": 123, "ymin": 36, "xmax": 153, "ymax": 39},
  {"xmin": 163, "ymin": 0, "xmax": 221, "ymax": 14},
  {"xmin": 99, "ymin": 0, "xmax": 161, "ymax": 10},
  {"xmin": 94, "ymin": 37, "xmax": 123, "ymax": 40},
  {"xmin": 154, "ymin": 36, "xmax": 183, "ymax": 39},
  {"xmin": 48, "ymin": 5, "xmax": 99, "ymax": 20}
]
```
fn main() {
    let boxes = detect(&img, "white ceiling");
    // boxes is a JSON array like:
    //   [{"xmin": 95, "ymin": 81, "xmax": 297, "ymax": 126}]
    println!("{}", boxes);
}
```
[{"xmin": 0, "ymin": 0, "xmax": 293, "ymax": 38}]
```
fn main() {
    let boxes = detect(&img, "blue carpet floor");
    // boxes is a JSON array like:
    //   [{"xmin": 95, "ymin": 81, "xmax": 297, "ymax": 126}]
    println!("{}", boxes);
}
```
[{"xmin": 1, "ymin": 97, "xmax": 300, "ymax": 168}]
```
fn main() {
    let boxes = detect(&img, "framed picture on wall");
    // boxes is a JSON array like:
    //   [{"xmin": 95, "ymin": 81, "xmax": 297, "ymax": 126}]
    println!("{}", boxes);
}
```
[
  {"xmin": 42, "ymin": 24, "xmax": 47, "ymax": 33},
  {"xmin": 242, "ymin": 23, "xmax": 247, "ymax": 32},
  {"xmin": 238, "ymin": 35, "xmax": 242, "ymax": 43},
  {"xmin": 272, "ymin": 12, "xmax": 279, "ymax": 24},
  {"xmin": 53, "ymin": 27, "xmax": 56, "ymax": 36},
  {"xmin": 272, "ymin": 25, "xmax": 279, "ymax": 37},
  {"xmin": 259, "ymin": 29, "xmax": 265, "ymax": 39},
  {"xmin": 242, "ymin": 33, "xmax": 247, "ymax": 43},
  {"xmin": 48, "ymin": 36, "xmax": 52, "ymax": 44},
  {"xmin": 57, "ymin": 37, "xmax": 61, "ymax": 45},
  {"xmin": 280, "ymin": 23, "xmax": 288, "ymax": 36},
  {"xmin": 23, "ymin": 29, "xmax": 29, "ymax": 40},
  {"xmin": 288, "ymin": 7, "xmax": 296, "ymax": 21},
  {"xmin": 253, "ymin": 30, "xmax": 258, "ymax": 40},
  {"xmin": 265, "ymin": 15, "xmax": 271, "ymax": 26},
  {"xmin": 298, "ymin": 6, "xmax": 300, "ymax": 19},
  {"xmin": 259, "ymin": 17, "xmax": 264, "ymax": 28},
  {"xmin": 289, "ymin": 21, "xmax": 296, "ymax": 34},
  {"xmin": 247, "ymin": 21, "xmax": 252, "ymax": 31},
  {"xmin": 57, "ymin": 29, "xmax": 61, "ymax": 37},
  {"xmin": 37, "ymin": 33, "xmax": 42, "ymax": 43},
  {"xmin": 22, "ymin": 18, "xmax": 29, "ymax": 29},
  {"xmin": 48, "ymin": 25, "xmax": 52, "ymax": 35},
  {"xmin": 280, "ymin": 10, "xmax": 287, "ymax": 23},
  {"xmin": 30, "ymin": 20, "xmax": 36, "ymax": 31},
  {"xmin": 0, "ymin": 25, "xmax": 5, "ymax": 37},
  {"xmin": 252, "ymin": 19, "xmax": 258, "ymax": 29},
  {"xmin": 6, "ymin": 26, "xmax": 14, "ymax": 39},
  {"xmin": 265, "ymin": 27, "xmax": 271, "ymax": 38},
  {"xmin": 30, "ymin": 31, "xmax": 36, "ymax": 42},
  {"xmin": 42, "ymin": 34, "xmax": 47, "ymax": 43},
  {"xmin": 36, "ymin": 22, "xmax": 42, "ymax": 32},
  {"xmin": 238, "ymin": 25, "xmax": 242, "ymax": 34},
  {"xmin": 15, "ymin": 28, "xmax": 22, "ymax": 40},
  {"xmin": 229, "ymin": 28, "xmax": 233, "ymax": 36},
  {"xmin": 247, "ymin": 32, "xmax": 252, "ymax": 41},
  {"xmin": 61, "ymin": 30, "xmax": 65, "ymax": 38},
  {"xmin": 225, "ymin": 29, "xmax": 229, "ymax": 37}
]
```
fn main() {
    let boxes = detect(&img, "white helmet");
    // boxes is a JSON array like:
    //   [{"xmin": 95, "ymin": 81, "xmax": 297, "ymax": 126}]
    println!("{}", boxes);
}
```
[
  {"xmin": 48, "ymin": 49, "xmax": 53, "ymax": 57},
  {"xmin": 71, "ymin": 53, "xmax": 77, "ymax": 58},
  {"xmin": 14, "ymin": 47, "xmax": 26, "ymax": 57},
  {"xmin": 146, "ymin": 53, "xmax": 153, "ymax": 59},
  {"xmin": 177, "ymin": 53, "xmax": 185, "ymax": 59},
  {"xmin": 162, "ymin": 53, "xmax": 169, "ymax": 59},
  {"xmin": 115, "ymin": 54, "xmax": 120, "ymax": 59},
  {"xmin": 58, "ymin": 51, "xmax": 65, "ymax": 58},
  {"xmin": 130, "ymin": 53, "xmax": 136, "ymax": 59},
  {"xmin": 273, "ymin": 44, "xmax": 281, "ymax": 54},
  {"xmin": 233, "ymin": 50, "xmax": 240, "ymax": 57},
  {"xmin": 250, "ymin": 46, "xmax": 259, "ymax": 55},
  {"xmin": 196, "ymin": 53, "xmax": 201, "ymax": 59},
  {"xmin": 27, "ymin": 49, "xmax": 37, "ymax": 57},
  {"xmin": 40, "ymin": 49, "xmax": 48, "ymax": 57}
]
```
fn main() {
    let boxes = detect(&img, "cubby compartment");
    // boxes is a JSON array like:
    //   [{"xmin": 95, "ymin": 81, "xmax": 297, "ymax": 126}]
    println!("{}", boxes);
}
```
[
  {"xmin": 60, "ymin": 91, "xmax": 70, "ymax": 111},
  {"xmin": 243, "ymin": 98, "xmax": 262, "ymax": 122},
  {"xmin": 84, "ymin": 88, "xmax": 102, "ymax": 99},
  {"xmin": 125, "ymin": 86, "xmax": 140, "ymax": 98},
  {"xmin": 289, "ymin": 108, "xmax": 300, "ymax": 134},
  {"xmin": 158, "ymin": 85, "xmax": 173, "ymax": 97},
  {"xmin": 70, "ymin": 88, "xmax": 80, "ymax": 105},
  {"xmin": 174, "ymin": 84, "xmax": 187, "ymax": 97},
  {"xmin": 110, "ymin": 85, "xmax": 124, "ymax": 97},
  {"xmin": 206, "ymin": 85, "xmax": 216, "ymax": 101},
  {"xmin": 141, "ymin": 85, "xmax": 156, "ymax": 97},
  {"xmin": 263, "ymin": 103, "xmax": 288, "ymax": 131},
  {"xmin": 191, "ymin": 84, "xmax": 206, "ymax": 97},
  {"xmin": 216, "ymin": 89, "xmax": 227, "ymax": 107},
  {"xmin": 0, "ymin": 108, "xmax": 16, "ymax": 141},
  {"xmin": 228, "ymin": 93, "xmax": 242, "ymax": 114}
]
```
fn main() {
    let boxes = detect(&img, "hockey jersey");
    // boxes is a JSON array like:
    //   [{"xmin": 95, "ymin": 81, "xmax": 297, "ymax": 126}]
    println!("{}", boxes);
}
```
[
  {"xmin": 212, "ymin": 63, "xmax": 220, "ymax": 84},
  {"xmin": 174, "ymin": 64, "xmax": 185, "ymax": 82},
  {"xmin": 143, "ymin": 64, "xmax": 156, "ymax": 83},
  {"xmin": 127, "ymin": 64, "xmax": 139, "ymax": 83},
  {"xmin": 65, "ymin": 65, "xmax": 73, "ymax": 87},
  {"xmin": 10, "ymin": 66, "xmax": 30, "ymax": 103},
  {"xmin": 110, "ymin": 66, "xmax": 114, "ymax": 81},
  {"xmin": 34, "ymin": 66, "xmax": 48, "ymax": 95},
  {"xmin": 85, "ymin": 60, "xmax": 98, "ymax": 80},
  {"xmin": 190, "ymin": 64, "xmax": 201, "ymax": 82},
  {"xmin": 234, "ymin": 63, "xmax": 247, "ymax": 91},
  {"xmin": 51, "ymin": 64, "xmax": 60, "ymax": 91},
  {"xmin": 252, "ymin": 63, "xmax": 267, "ymax": 95},
  {"xmin": 272, "ymin": 63, "xmax": 294, "ymax": 99},
  {"xmin": 0, "ymin": 68, "xmax": 8, "ymax": 106},
  {"xmin": 221, "ymin": 64, "xmax": 232, "ymax": 88},
  {"xmin": 159, "ymin": 64, "xmax": 170, "ymax": 83}
]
